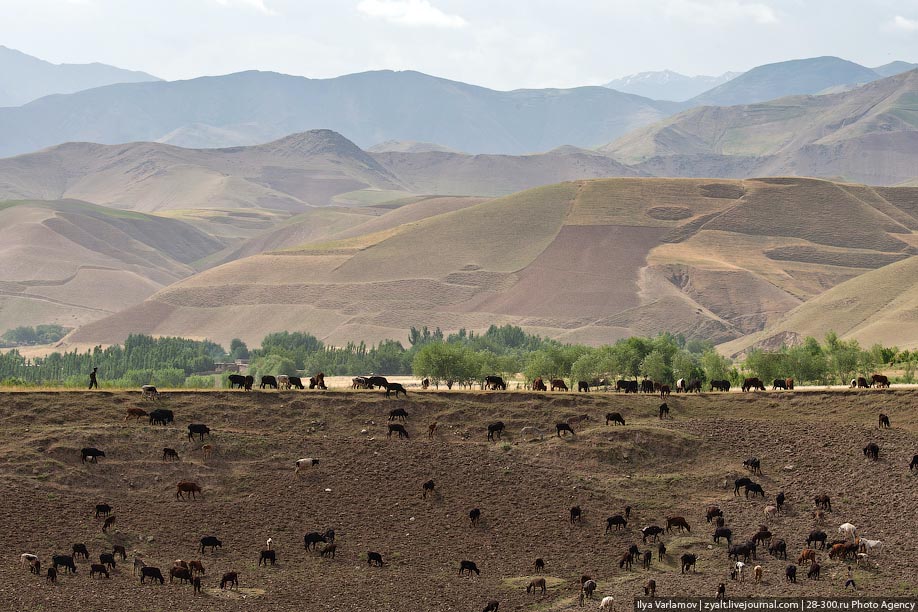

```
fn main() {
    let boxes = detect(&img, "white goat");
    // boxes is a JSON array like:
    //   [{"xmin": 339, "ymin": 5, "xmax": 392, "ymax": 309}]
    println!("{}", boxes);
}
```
[
  {"xmin": 839, "ymin": 523, "xmax": 857, "ymax": 540},
  {"xmin": 599, "ymin": 596, "xmax": 615, "ymax": 611}
]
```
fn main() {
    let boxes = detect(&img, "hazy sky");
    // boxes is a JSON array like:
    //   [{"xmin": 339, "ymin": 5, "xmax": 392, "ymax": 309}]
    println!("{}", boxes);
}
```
[{"xmin": 3, "ymin": 0, "xmax": 918, "ymax": 89}]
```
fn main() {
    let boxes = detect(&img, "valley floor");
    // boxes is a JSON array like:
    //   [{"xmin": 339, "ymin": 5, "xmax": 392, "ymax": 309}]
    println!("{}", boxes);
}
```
[{"xmin": 1, "ymin": 389, "xmax": 916, "ymax": 611}]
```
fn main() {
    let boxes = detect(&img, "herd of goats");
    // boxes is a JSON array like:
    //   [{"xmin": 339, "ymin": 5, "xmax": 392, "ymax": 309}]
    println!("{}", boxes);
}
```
[{"xmin": 14, "ymin": 370, "xmax": 915, "ymax": 611}]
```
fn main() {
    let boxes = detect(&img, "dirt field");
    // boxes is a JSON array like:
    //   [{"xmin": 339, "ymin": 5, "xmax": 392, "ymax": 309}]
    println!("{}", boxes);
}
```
[{"xmin": 2, "ymin": 389, "xmax": 917, "ymax": 612}]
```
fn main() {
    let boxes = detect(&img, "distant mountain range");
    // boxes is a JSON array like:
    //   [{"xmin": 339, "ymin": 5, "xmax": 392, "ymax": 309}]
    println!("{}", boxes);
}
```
[
  {"xmin": 604, "ymin": 70, "xmax": 741, "ymax": 101},
  {"xmin": 0, "ymin": 46, "xmax": 159, "ymax": 107},
  {"xmin": 0, "ymin": 69, "xmax": 679, "ymax": 157}
]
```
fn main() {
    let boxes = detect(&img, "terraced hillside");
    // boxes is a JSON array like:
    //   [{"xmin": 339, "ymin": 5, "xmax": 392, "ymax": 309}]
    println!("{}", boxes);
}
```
[
  {"xmin": 0, "ymin": 200, "xmax": 223, "ymax": 333},
  {"xmin": 2, "ymin": 389, "xmax": 917, "ymax": 611},
  {"xmin": 67, "ymin": 177, "xmax": 918, "ymax": 348}
]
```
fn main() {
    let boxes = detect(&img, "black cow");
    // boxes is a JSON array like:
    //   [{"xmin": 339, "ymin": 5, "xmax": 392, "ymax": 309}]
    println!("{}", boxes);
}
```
[
  {"xmin": 385, "ymin": 383, "xmax": 407, "ymax": 398},
  {"xmin": 72, "ymin": 544, "xmax": 89, "ymax": 559},
  {"xmin": 863, "ymin": 442, "xmax": 879, "ymax": 461},
  {"xmin": 606, "ymin": 515, "xmax": 627, "ymax": 532},
  {"xmin": 742, "ymin": 377, "xmax": 766, "ymax": 392},
  {"xmin": 81, "ymin": 447, "xmax": 105, "ymax": 463},
  {"xmin": 288, "ymin": 376, "xmax": 305, "ymax": 389},
  {"xmin": 388, "ymin": 423, "xmax": 409, "ymax": 439},
  {"xmin": 743, "ymin": 457, "xmax": 761, "ymax": 474},
  {"xmin": 641, "ymin": 525, "xmax": 664, "ymax": 543},
  {"xmin": 187, "ymin": 424, "xmax": 211, "ymax": 441},
  {"xmin": 459, "ymin": 560, "xmax": 481, "ymax": 576},
  {"xmin": 617, "ymin": 380, "xmax": 638, "ymax": 393},
  {"xmin": 680, "ymin": 553, "xmax": 696, "ymax": 573},
  {"xmin": 304, "ymin": 532, "xmax": 327, "ymax": 550},
  {"xmin": 577, "ymin": 381, "xmax": 589, "ymax": 392},
  {"xmin": 807, "ymin": 530, "xmax": 827, "ymax": 549},
  {"xmin": 52, "ymin": 555, "xmax": 77, "ymax": 574},
  {"xmin": 149, "ymin": 409, "xmax": 174, "ymax": 425},
  {"xmin": 871, "ymin": 374, "xmax": 890, "ymax": 388},
  {"xmin": 772, "ymin": 378, "xmax": 788, "ymax": 390},
  {"xmin": 367, "ymin": 376, "xmax": 389, "ymax": 389},
  {"xmin": 487, "ymin": 421, "xmax": 505, "ymax": 441},
  {"xmin": 606, "ymin": 412, "xmax": 625, "ymax": 426},
  {"xmin": 228, "ymin": 374, "xmax": 246, "ymax": 389},
  {"xmin": 99, "ymin": 553, "xmax": 116, "ymax": 569},
  {"xmin": 711, "ymin": 379, "xmax": 731, "ymax": 392},
  {"xmin": 785, "ymin": 565, "xmax": 797, "ymax": 583},
  {"xmin": 685, "ymin": 379, "xmax": 702, "ymax": 392},
  {"xmin": 367, "ymin": 551, "xmax": 384, "ymax": 566},
  {"xmin": 713, "ymin": 527, "xmax": 733, "ymax": 545},
  {"xmin": 199, "ymin": 536, "xmax": 222, "ymax": 554},
  {"xmin": 95, "ymin": 503, "xmax": 112, "ymax": 517},
  {"xmin": 733, "ymin": 477, "xmax": 753, "ymax": 496},
  {"xmin": 640, "ymin": 379, "xmax": 655, "ymax": 394},
  {"xmin": 769, "ymin": 539, "xmax": 787, "ymax": 559},
  {"xmin": 745, "ymin": 482, "xmax": 765, "ymax": 498},
  {"xmin": 259, "ymin": 550, "xmax": 276, "ymax": 566},
  {"xmin": 485, "ymin": 375, "xmax": 507, "ymax": 390},
  {"xmin": 910, "ymin": 454, "xmax": 918, "ymax": 471},
  {"xmin": 141, "ymin": 567, "xmax": 164, "ymax": 584},
  {"xmin": 260, "ymin": 375, "xmax": 278, "ymax": 389}
]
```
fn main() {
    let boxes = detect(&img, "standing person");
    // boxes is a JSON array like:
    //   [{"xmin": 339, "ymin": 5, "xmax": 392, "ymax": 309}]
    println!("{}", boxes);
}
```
[
  {"xmin": 844, "ymin": 566, "xmax": 856, "ymax": 590},
  {"xmin": 88, "ymin": 367, "xmax": 98, "ymax": 390}
]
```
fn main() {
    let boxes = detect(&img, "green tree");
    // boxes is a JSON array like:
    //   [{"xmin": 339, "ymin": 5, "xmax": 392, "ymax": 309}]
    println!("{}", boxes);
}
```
[
  {"xmin": 701, "ymin": 350, "xmax": 731, "ymax": 382},
  {"xmin": 744, "ymin": 349, "xmax": 787, "ymax": 383},
  {"xmin": 229, "ymin": 338, "xmax": 249, "ymax": 360},
  {"xmin": 641, "ymin": 350, "xmax": 671, "ymax": 383}
]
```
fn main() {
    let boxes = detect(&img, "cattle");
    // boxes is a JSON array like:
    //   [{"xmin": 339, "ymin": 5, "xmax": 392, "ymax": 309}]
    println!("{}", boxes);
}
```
[
  {"xmin": 729, "ymin": 543, "xmax": 754, "ymax": 563},
  {"xmin": 304, "ymin": 532, "xmax": 327, "ymax": 550},
  {"xmin": 814, "ymin": 495, "xmax": 832, "ymax": 511},
  {"xmin": 641, "ymin": 525, "xmax": 664, "ymax": 543},
  {"xmin": 878, "ymin": 414, "xmax": 890, "ymax": 428},
  {"xmin": 228, "ymin": 374, "xmax": 247, "ymax": 389},
  {"xmin": 713, "ymin": 527, "xmax": 733, "ymax": 545},
  {"xmin": 469, "ymin": 508, "xmax": 481, "ymax": 526},
  {"xmin": 113, "ymin": 545, "xmax": 127, "ymax": 561},
  {"xmin": 606, "ymin": 515, "xmax": 627, "ymax": 532},
  {"xmin": 617, "ymin": 379, "xmax": 638, "ymax": 393},
  {"xmin": 734, "ymin": 477, "xmax": 753, "ymax": 496},
  {"xmin": 743, "ymin": 457, "xmax": 761, "ymax": 474},
  {"xmin": 785, "ymin": 565, "xmax": 797, "ymax": 583},
  {"xmin": 367, "ymin": 551, "xmax": 384, "ymax": 567},
  {"xmin": 666, "ymin": 517, "xmax": 690, "ymax": 533},
  {"xmin": 260, "ymin": 375, "xmax": 278, "ymax": 389},
  {"xmin": 170, "ymin": 566, "xmax": 192, "ymax": 583},
  {"xmin": 162, "ymin": 447, "xmax": 180, "ymax": 462},
  {"xmin": 569, "ymin": 506, "xmax": 582, "ymax": 524},
  {"xmin": 871, "ymin": 374, "xmax": 890, "ymax": 388},
  {"xmin": 81, "ymin": 447, "xmax": 105, "ymax": 463},
  {"xmin": 660, "ymin": 384, "xmax": 671, "ymax": 398},
  {"xmin": 910, "ymin": 455, "xmax": 918, "ymax": 471},
  {"xmin": 577, "ymin": 381, "xmax": 589, "ymax": 392},
  {"xmin": 487, "ymin": 421, "xmax": 505, "ymax": 441},
  {"xmin": 556, "ymin": 422, "xmax": 575, "ymax": 437},
  {"xmin": 366, "ymin": 376, "xmax": 389, "ymax": 389},
  {"xmin": 309, "ymin": 373, "xmax": 327, "ymax": 389},
  {"xmin": 685, "ymin": 379, "xmax": 702, "ymax": 392},
  {"xmin": 526, "ymin": 577, "xmax": 546, "ymax": 595},
  {"xmin": 459, "ymin": 560, "xmax": 480, "ymax": 576},
  {"xmin": 141, "ymin": 567, "xmax": 164, "ymax": 584},
  {"xmin": 658, "ymin": 542, "xmax": 666, "ymax": 561},
  {"xmin": 534, "ymin": 558, "xmax": 545, "ymax": 573},
  {"xmin": 485, "ymin": 376, "xmax": 507, "ymax": 390},
  {"xmin": 72, "ymin": 543, "xmax": 89, "ymax": 559},
  {"xmin": 288, "ymin": 376, "xmax": 305, "ymax": 389},
  {"xmin": 807, "ymin": 562, "xmax": 821, "ymax": 580},
  {"xmin": 711, "ymin": 379, "xmax": 731, "ymax": 392},
  {"xmin": 176, "ymin": 481, "xmax": 202, "ymax": 500},
  {"xmin": 187, "ymin": 423, "xmax": 210, "ymax": 441},
  {"xmin": 550, "ymin": 379, "xmax": 568, "ymax": 391},
  {"xmin": 141, "ymin": 385, "xmax": 159, "ymax": 400},
  {"xmin": 705, "ymin": 506, "xmax": 723, "ymax": 523},
  {"xmin": 785, "ymin": 378, "xmax": 794, "ymax": 390},
  {"xmin": 276, "ymin": 375, "xmax": 290, "ymax": 390},
  {"xmin": 482, "ymin": 601, "xmax": 500, "ymax": 612},
  {"xmin": 52, "ymin": 555, "xmax": 77, "ymax": 574},
  {"xmin": 258, "ymin": 550, "xmax": 276, "ymax": 566},
  {"xmin": 388, "ymin": 423, "xmax": 409, "ymax": 439},
  {"xmin": 320, "ymin": 543, "xmax": 337, "ymax": 558},
  {"xmin": 769, "ymin": 539, "xmax": 787, "ymax": 559},
  {"xmin": 776, "ymin": 491, "xmax": 785, "ymax": 512},
  {"xmin": 102, "ymin": 516, "xmax": 116, "ymax": 533},
  {"xmin": 742, "ymin": 377, "xmax": 765, "ymax": 392},
  {"xmin": 680, "ymin": 553, "xmax": 696, "ymax": 573},
  {"xmin": 220, "ymin": 572, "xmax": 239, "ymax": 589},
  {"xmin": 388, "ymin": 408, "xmax": 409, "ymax": 421},
  {"xmin": 422, "ymin": 479, "xmax": 436, "ymax": 499},
  {"xmin": 149, "ymin": 409, "xmax": 174, "ymax": 425},
  {"xmin": 863, "ymin": 443, "xmax": 879, "ymax": 461},
  {"xmin": 100, "ymin": 553, "xmax": 116, "ymax": 569},
  {"xmin": 95, "ymin": 503, "xmax": 112, "ymax": 517},
  {"xmin": 352, "ymin": 376, "xmax": 370, "ymax": 389},
  {"xmin": 200, "ymin": 536, "xmax": 222, "ymax": 554},
  {"xmin": 385, "ymin": 383, "xmax": 407, "ymax": 398},
  {"xmin": 640, "ymin": 379, "xmax": 655, "ymax": 394},
  {"xmin": 745, "ymin": 482, "xmax": 765, "ymax": 498},
  {"xmin": 125, "ymin": 407, "xmax": 147, "ymax": 421},
  {"xmin": 605, "ymin": 412, "xmax": 625, "ymax": 426},
  {"xmin": 659, "ymin": 403, "xmax": 670, "ymax": 419},
  {"xmin": 772, "ymin": 378, "xmax": 787, "ymax": 390}
]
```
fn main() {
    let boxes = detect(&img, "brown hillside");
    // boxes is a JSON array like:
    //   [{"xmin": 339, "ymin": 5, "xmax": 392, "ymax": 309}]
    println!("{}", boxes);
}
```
[
  {"xmin": 3, "ymin": 390, "xmax": 917, "ymax": 611},
  {"xmin": 65, "ymin": 177, "xmax": 918, "ymax": 349}
]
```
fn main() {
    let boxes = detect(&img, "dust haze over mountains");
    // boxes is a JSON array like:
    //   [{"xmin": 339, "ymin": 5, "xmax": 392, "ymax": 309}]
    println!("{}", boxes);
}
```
[{"xmin": 1, "ymin": 42, "xmax": 918, "ymax": 352}]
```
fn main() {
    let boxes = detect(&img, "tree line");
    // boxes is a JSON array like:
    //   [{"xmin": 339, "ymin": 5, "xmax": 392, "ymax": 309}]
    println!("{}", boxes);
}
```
[{"xmin": 0, "ymin": 326, "xmax": 913, "ymax": 388}]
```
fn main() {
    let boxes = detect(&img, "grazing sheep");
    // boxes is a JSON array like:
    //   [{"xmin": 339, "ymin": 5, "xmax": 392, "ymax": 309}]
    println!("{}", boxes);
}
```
[
  {"xmin": 483, "ymin": 601, "xmax": 500, "ymax": 612},
  {"xmin": 258, "ymin": 550, "xmax": 276, "ymax": 566},
  {"xmin": 469, "ymin": 508, "xmax": 481, "ymax": 526},
  {"xmin": 220, "ymin": 571, "xmax": 238, "ymax": 589},
  {"xmin": 606, "ymin": 515, "xmax": 627, "ymax": 532},
  {"xmin": 320, "ymin": 543, "xmax": 337, "ymax": 559},
  {"xmin": 422, "ymin": 479, "xmax": 435, "ymax": 499},
  {"xmin": 878, "ymin": 414, "xmax": 890, "ymax": 428},
  {"xmin": 534, "ymin": 558, "xmax": 545, "ymax": 573},
  {"xmin": 388, "ymin": 423, "xmax": 410, "ymax": 439},
  {"xmin": 162, "ymin": 447, "xmax": 179, "ymax": 462},
  {"xmin": 527, "ymin": 577, "xmax": 546, "ymax": 595},
  {"xmin": 102, "ymin": 516, "xmax": 116, "ymax": 533},
  {"xmin": 367, "ymin": 551, "xmax": 384, "ymax": 566},
  {"xmin": 605, "ymin": 412, "xmax": 625, "ymax": 426},
  {"xmin": 600, "ymin": 596, "xmax": 615, "ymax": 611},
  {"xmin": 176, "ymin": 481, "xmax": 202, "ymax": 500},
  {"xmin": 294, "ymin": 458, "xmax": 320, "ymax": 476}
]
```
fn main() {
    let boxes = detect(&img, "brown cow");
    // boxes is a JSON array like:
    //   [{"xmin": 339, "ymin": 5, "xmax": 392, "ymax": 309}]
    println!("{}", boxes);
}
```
[
  {"xmin": 797, "ymin": 549, "xmax": 817, "ymax": 566},
  {"xmin": 666, "ymin": 517, "xmax": 690, "ymax": 533},
  {"xmin": 176, "ymin": 481, "xmax": 202, "ymax": 500}
]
